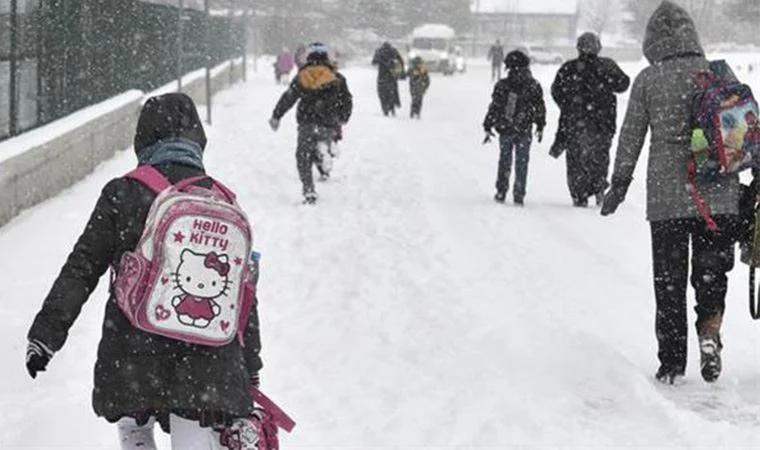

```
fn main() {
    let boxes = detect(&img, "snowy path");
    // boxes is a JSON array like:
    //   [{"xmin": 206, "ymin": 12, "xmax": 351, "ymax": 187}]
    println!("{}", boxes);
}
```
[{"xmin": 2, "ymin": 60, "xmax": 760, "ymax": 449}]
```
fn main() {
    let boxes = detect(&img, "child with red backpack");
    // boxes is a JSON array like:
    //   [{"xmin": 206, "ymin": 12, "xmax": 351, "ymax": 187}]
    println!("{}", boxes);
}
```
[{"xmin": 25, "ymin": 93, "xmax": 292, "ymax": 449}]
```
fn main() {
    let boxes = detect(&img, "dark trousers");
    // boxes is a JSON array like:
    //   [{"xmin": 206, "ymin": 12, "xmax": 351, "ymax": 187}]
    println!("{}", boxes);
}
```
[
  {"xmin": 650, "ymin": 217, "xmax": 735, "ymax": 372},
  {"xmin": 491, "ymin": 63, "xmax": 502, "ymax": 81},
  {"xmin": 496, "ymin": 131, "xmax": 531, "ymax": 200},
  {"xmin": 565, "ymin": 130, "xmax": 613, "ymax": 202},
  {"xmin": 377, "ymin": 73, "xmax": 400, "ymax": 115},
  {"xmin": 296, "ymin": 125, "xmax": 333, "ymax": 194},
  {"xmin": 411, "ymin": 94, "xmax": 424, "ymax": 117}
]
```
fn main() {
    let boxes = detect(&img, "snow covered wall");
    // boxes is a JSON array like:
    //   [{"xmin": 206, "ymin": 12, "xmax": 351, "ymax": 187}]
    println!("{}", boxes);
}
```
[{"xmin": 0, "ymin": 60, "xmax": 246, "ymax": 228}]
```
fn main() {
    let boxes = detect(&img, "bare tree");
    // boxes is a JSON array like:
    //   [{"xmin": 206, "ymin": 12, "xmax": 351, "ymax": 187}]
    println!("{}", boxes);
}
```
[{"xmin": 582, "ymin": 0, "xmax": 621, "ymax": 36}]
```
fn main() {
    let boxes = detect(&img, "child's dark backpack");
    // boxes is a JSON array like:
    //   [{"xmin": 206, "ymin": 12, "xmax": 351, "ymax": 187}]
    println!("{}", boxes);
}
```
[{"xmin": 688, "ymin": 60, "xmax": 760, "ymax": 230}]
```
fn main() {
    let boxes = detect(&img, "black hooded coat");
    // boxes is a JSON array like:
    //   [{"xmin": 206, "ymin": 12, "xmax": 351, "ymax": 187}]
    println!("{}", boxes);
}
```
[
  {"xmin": 26, "ymin": 93, "xmax": 262, "ymax": 432},
  {"xmin": 550, "ymin": 52, "xmax": 630, "ymax": 156},
  {"xmin": 372, "ymin": 43, "xmax": 404, "ymax": 114}
]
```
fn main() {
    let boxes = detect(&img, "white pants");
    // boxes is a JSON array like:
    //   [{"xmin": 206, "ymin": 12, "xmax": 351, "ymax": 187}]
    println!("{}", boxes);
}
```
[{"xmin": 117, "ymin": 414, "xmax": 223, "ymax": 450}]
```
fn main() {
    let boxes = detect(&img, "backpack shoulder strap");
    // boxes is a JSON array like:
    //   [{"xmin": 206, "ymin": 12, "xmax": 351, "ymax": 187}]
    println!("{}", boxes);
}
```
[{"xmin": 125, "ymin": 165, "xmax": 172, "ymax": 193}]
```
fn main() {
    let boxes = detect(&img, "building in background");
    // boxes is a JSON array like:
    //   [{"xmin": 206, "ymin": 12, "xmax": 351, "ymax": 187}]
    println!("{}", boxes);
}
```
[{"xmin": 470, "ymin": 0, "xmax": 580, "ymax": 54}]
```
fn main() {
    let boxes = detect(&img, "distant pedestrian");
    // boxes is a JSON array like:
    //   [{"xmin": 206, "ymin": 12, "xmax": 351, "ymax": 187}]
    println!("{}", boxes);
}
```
[
  {"xmin": 487, "ymin": 39, "xmax": 505, "ymax": 82},
  {"xmin": 274, "ymin": 47, "xmax": 296, "ymax": 84},
  {"xmin": 269, "ymin": 43, "xmax": 353, "ymax": 204},
  {"xmin": 483, "ymin": 49, "xmax": 546, "ymax": 206},
  {"xmin": 407, "ymin": 56, "xmax": 431, "ymax": 119},
  {"xmin": 372, "ymin": 42, "xmax": 405, "ymax": 116},
  {"xmin": 550, "ymin": 32, "xmax": 630, "ymax": 207}
]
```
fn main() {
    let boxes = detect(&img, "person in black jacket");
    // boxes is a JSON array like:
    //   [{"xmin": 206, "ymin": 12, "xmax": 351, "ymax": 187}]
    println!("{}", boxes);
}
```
[
  {"xmin": 269, "ymin": 42, "xmax": 353, "ymax": 204},
  {"xmin": 25, "ymin": 93, "xmax": 262, "ymax": 448},
  {"xmin": 550, "ymin": 32, "xmax": 631, "ymax": 207},
  {"xmin": 487, "ymin": 39, "xmax": 505, "ymax": 82},
  {"xmin": 372, "ymin": 42, "xmax": 405, "ymax": 116},
  {"xmin": 483, "ymin": 49, "xmax": 547, "ymax": 205},
  {"xmin": 407, "ymin": 56, "xmax": 431, "ymax": 119}
]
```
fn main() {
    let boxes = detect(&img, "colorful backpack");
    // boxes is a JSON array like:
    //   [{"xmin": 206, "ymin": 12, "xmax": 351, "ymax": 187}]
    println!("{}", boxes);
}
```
[
  {"xmin": 688, "ymin": 60, "xmax": 760, "ymax": 230},
  {"xmin": 112, "ymin": 165, "xmax": 257, "ymax": 346}
]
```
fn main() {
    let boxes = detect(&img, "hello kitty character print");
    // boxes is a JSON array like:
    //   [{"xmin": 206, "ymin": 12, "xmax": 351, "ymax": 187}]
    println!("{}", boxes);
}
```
[
  {"xmin": 171, "ymin": 250, "xmax": 232, "ymax": 328},
  {"xmin": 113, "ymin": 166, "xmax": 256, "ymax": 347}
]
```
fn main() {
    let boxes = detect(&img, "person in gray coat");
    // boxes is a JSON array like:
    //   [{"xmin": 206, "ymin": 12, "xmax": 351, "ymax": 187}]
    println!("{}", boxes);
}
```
[{"xmin": 600, "ymin": 1, "xmax": 739, "ymax": 385}]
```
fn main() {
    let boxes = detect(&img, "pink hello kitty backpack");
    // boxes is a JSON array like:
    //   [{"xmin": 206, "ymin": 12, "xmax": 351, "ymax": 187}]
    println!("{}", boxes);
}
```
[{"xmin": 112, "ymin": 165, "xmax": 256, "ymax": 346}]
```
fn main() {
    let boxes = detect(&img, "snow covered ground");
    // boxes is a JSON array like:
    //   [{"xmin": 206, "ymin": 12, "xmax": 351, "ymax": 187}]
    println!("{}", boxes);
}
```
[{"xmin": 3, "ymin": 56, "xmax": 760, "ymax": 449}]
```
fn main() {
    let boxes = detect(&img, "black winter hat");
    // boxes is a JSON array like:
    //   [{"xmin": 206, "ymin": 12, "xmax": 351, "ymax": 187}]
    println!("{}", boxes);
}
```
[
  {"xmin": 577, "ymin": 32, "xmax": 602, "ymax": 55},
  {"xmin": 504, "ymin": 50, "xmax": 529, "ymax": 69},
  {"xmin": 133, "ymin": 93, "xmax": 207, "ymax": 155},
  {"xmin": 306, "ymin": 42, "xmax": 331, "ymax": 63}
]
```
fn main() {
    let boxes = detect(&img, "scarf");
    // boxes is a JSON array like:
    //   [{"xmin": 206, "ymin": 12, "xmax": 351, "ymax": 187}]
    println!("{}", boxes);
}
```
[{"xmin": 137, "ymin": 137, "xmax": 204, "ymax": 171}]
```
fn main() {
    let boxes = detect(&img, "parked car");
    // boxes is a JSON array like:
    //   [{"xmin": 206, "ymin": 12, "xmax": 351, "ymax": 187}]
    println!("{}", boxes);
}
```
[{"xmin": 526, "ymin": 46, "xmax": 563, "ymax": 65}]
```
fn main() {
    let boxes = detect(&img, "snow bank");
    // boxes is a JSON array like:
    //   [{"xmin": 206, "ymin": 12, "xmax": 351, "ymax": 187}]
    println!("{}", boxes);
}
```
[{"xmin": 0, "ymin": 59, "xmax": 247, "ymax": 228}]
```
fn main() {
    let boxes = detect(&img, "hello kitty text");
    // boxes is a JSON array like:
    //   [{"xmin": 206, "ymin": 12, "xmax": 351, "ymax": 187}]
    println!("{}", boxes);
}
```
[{"xmin": 190, "ymin": 219, "xmax": 230, "ymax": 251}]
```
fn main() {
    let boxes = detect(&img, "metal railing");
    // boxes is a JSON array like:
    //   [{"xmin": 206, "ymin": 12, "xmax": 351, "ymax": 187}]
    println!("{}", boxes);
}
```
[{"xmin": 0, "ymin": 0, "xmax": 246, "ymax": 141}]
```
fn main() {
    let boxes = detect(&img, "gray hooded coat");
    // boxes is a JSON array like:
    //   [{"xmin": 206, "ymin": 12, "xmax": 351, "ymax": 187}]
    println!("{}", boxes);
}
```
[{"xmin": 611, "ymin": 1, "xmax": 739, "ymax": 221}]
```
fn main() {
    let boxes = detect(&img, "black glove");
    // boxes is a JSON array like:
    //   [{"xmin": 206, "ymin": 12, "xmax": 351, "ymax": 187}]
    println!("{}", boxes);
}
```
[
  {"xmin": 536, "ymin": 128, "xmax": 544, "ymax": 143},
  {"xmin": 483, "ymin": 129, "xmax": 496, "ymax": 144},
  {"xmin": 251, "ymin": 372, "xmax": 260, "ymax": 388},
  {"xmin": 600, "ymin": 179, "xmax": 631, "ymax": 216},
  {"xmin": 26, "ymin": 339, "xmax": 54, "ymax": 379}
]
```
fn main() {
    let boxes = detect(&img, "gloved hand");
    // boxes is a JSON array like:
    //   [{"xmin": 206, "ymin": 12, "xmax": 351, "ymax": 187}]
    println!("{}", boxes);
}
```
[
  {"xmin": 332, "ymin": 126, "xmax": 343, "ymax": 143},
  {"xmin": 26, "ymin": 339, "xmax": 54, "ymax": 379},
  {"xmin": 251, "ymin": 372, "xmax": 260, "ymax": 388},
  {"xmin": 483, "ymin": 129, "xmax": 496, "ymax": 144},
  {"xmin": 536, "ymin": 128, "xmax": 544, "ymax": 143},
  {"xmin": 600, "ymin": 179, "xmax": 631, "ymax": 216},
  {"xmin": 268, "ymin": 117, "xmax": 280, "ymax": 132}
]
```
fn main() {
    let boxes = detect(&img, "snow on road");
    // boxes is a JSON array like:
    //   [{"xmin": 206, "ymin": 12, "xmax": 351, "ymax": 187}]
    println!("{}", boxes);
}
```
[{"xmin": 2, "ymin": 57, "xmax": 760, "ymax": 449}]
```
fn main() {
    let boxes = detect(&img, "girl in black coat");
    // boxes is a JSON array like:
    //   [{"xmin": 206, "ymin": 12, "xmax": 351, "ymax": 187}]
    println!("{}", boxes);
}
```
[{"xmin": 25, "ymin": 93, "xmax": 262, "ymax": 449}]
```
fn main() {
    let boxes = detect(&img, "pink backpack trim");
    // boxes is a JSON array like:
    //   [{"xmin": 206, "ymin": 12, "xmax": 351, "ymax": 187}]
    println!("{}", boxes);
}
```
[
  {"xmin": 126, "ymin": 166, "xmax": 237, "ymax": 204},
  {"xmin": 125, "ymin": 165, "xmax": 173, "ymax": 193},
  {"xmin": 686, "ymin": 160, "xmax": 720, "ymax": 232},
  {"xmin": 252, "ymin": 387, "xmax": 296, "ymax": 433}
]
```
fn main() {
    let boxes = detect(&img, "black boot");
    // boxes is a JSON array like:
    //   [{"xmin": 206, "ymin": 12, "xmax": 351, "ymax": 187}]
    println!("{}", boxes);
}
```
[
  {"xmin": 699, "ymin": 336, "xmax": 722, "ymax": 383},
  {"xmin": 698, "ymin": 314, "xmax": 723, "ymax": 383},
  {"xmin": 655, "ymin": 365, "xmax": 685, "ymax": 385},
  {"xmin": 494, "ymin": 191, "xmax": 506, "ymax": 203},
  {"xmin": 572, "ymin": 197, "xmax": 588, "ymax": 207}
]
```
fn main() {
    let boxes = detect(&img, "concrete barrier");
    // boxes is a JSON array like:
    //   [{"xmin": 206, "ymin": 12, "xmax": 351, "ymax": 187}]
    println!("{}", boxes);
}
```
[{"xmin": 0, "ymin": 59, "xmax": 246, "ymax": 228}]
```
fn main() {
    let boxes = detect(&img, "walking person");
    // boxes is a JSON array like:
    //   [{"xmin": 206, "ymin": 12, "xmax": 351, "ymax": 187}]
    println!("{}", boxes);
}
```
[
  {"xmin": 487, "ymin": 39, "xmax": 505, "ymax": 82},
  {"xmin": 483, "ymin": 49, "xmax": 546, "ymax": 205},
  {"xmin": 600, "ymin": 1, "xmax": 739, "ymax": 384},
  {"xmin": 551, "ymin": 32, "xmax": 630, "ymax": 207},
  {"xmin": 372, "ymin": 42, "xmax": 405, "ymax": 116},
  {"xmin": 24, "ymin": 93, "xmax": 264, "ymax": 449},
  {"xmin": 274, "ymin": 47, "xmax": 296, "ymax": 84},
  {"xmin": 269, "ymin": 42, "xmax": 353, "ymax": 204},
  {"xmin": 407, "ymin": 56, "xmax": 431, "ymax": 119}
]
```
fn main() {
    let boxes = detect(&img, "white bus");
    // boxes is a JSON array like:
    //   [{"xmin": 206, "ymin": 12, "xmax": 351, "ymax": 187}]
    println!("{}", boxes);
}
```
[{"xmin": 408, "ymin": 24, "xmax": 460, "ymax": 75}]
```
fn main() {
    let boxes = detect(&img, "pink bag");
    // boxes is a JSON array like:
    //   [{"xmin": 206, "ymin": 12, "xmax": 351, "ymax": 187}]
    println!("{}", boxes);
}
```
[
  {"xmin": 113, "ymin": 166, "xmax": 256, "ymax": 346},
  {"xmin": 219, "ymin": 388, "xmax": 296, "ymax": 450}
]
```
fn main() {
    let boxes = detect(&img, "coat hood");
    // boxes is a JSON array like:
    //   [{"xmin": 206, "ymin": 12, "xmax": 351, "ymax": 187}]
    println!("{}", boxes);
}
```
[
  {"xmin": 133, "ymin": 93, "xmax": 207, "ymax": 155},
  {"xmin": 643, "ymin": 1, "xmax": 704, "ymax": 64},
  {"xmin": 577, "ymin": 32, "xmax": 602, "ymax": 56}
]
